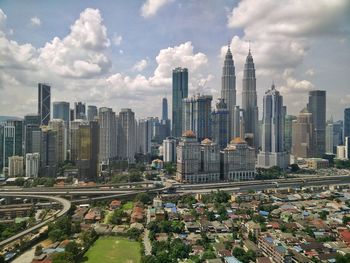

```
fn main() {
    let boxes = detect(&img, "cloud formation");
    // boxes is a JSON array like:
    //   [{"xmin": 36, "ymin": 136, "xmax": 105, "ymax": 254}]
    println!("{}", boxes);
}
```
[
  {"xmin": 140, "ymin": 0, "xmax": 171, "ymax": 18},
  {"xmin": 30, "ymin": 16, "xmax": 41, "ymax": 27},
  {"xmin": 132, "ymin": 59, "xmax": 148, "ymax": 72},
  {"xmin": 223, "ymin": 0, "xmax": 350, "ymax": 115}
]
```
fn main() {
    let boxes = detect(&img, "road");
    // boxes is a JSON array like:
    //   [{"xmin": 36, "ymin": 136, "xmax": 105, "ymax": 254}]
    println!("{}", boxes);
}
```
[{"xmin": 0, "ymin": 194, "xmax": 71, "ymax": 248}]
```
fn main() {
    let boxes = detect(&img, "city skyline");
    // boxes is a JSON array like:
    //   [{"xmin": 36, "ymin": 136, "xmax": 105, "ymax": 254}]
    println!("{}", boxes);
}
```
[{"xmin": 0, "ymin": 1, "xmax": 350, "ymax": 120}]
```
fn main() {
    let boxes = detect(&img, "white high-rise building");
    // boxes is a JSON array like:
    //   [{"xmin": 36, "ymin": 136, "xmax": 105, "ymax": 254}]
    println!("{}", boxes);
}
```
[
  {"xmin": 257, "ymin": 84, "xmax": 289, "ymax": 169},
  {"xmin": 118, "ymin": 108, "xmax": 137, "ymax": 163},
  {"xmin": 163, "ymin": 137, "xmax": 177, "ymax": 163},
  {"xmin": 8, "ymin": 156, "xmax": 24, "ymax": 177},
  {"xmin": 98, "ymin": 107, "xmax": 117, "ymax": 163},
  {"xmin": 26, "ymin": 153, "xmax": 40, "ymax": 178}
]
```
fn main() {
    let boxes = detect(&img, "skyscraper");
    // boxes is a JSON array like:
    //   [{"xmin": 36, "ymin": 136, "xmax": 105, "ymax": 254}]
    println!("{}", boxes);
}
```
[
  {"xmin": 326, "ymin": 120, "xmax": 343, "ymax": 154},
  {"xmin": 118, "ymin": 108, "xmax": 137, "ymax": 163},
  {"xmin": 344, "ymin": 108, "xmax": 350, "ymax": 140},
  {"xmin": 137, "ymin": 118, "xmax": 153, "ymax": 154},
  {"xmin": 24, "ymin": 114, "xmax": 40, "ymax": 154},
  {"xmin": 242, "ymin": 49, "xmax": 259, "ymax": 148},
  {"xmin": 172, "ymin": 67, "xmax": 188, "ymax": 137},
  {"xmin": 221, "ymin": 45, "xmax": 236, "ymax": 138},
  {"xmin": 182, "ymin": 94, "xmax": 212, "ymax": 142},
  {"xmin": 307, "ymin": 90, "xmax": 326, "ymax": 157},
  {"xmin": 74, "ymin": 102, "xmax": 86, "ymax": 120},
  {"xmin": 292, "ymin": 108, "xmax": 314, "ymax": 158},
  {"xmin": 257, "ymin": 84, "xmax": 289, "ymax": 169},
  {"xmin": 75, "ymin": 120, "xmax": 99, "ymax": 181},
  {"xmin": 40, "ymin": 126, "xmax": 57, "ymax": 177},
  {"xmin": 211, "ymin": 99, "xmax": 229, "ymax": 150},
  {"xmin": 98, "ymin": 107, "xmax": 117, "ymax": 163},
  {"xmin": 48, "ymin": 119, "xmax": 67, "ymax": 163},
  {"xmin": 162, "ymin": 97, "xmax": 168, "ymax": 121},
  {"xmin": 284, "ymin": 115, "xmax": 297, "ymax": 153},
  {"xmin": 163, "ymin": 137, "xmax": 177, "ymax": 163},
  {"xmin": 53, "ymin": 101, "xmax": 70, "ymax": 124},
  {"xmin": 87, "ymin": 105, "xmax": 98, "ymax": 121},
  {"xmin": 38, "ymin": 83, "xmax": 51, "ymax": 126}
]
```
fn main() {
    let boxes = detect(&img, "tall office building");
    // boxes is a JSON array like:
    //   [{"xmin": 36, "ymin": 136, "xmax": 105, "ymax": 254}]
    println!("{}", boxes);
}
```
[
  {"xmin": 87, "ymin": 105, "xmax": 98, "ymax": 121},
  {"xmin": 74, "ymin": 102, "xmax": 86, "ymax": 120},
  {"xmin": 242, "ymin": 49, "xmax": 259, "ymax": 148},
  {"xmin": 24, "ymin": 114, "xmax": 40, "ymax": 154},
  {"xmin": 326, "ymin": 120, "xmax": 343, "ymax": 154},
  {"xmin": 48, "ymin": 119, "xmax": 67, "ymax": 163},
  {"xmin": 70, "ymin": 119, "xmax": 85, "ymax": 162},
  {"xmin": 172, "ymin": 67, "xmax": 188, "ymax": 137},
  {"xmin": 26, "ymin": 153, "xmax": 40, "ymax": 178},
  {"xmin": 257, "ymin": 84, "xmax": 289, "ymax": 169},
  {"xmin": 40, "ymin": 126, "xmax": 57, "ymax": 177},
  {"xmin": 345, "ymin": 136, "xmax": 350, "ymax": 159},
  {"xmin": 162, "ymin": 97, "xmax": 168, "ymax": 121},
  {"xmin": 344, "ymin": 108, "xmax": 350, "ymax": 140},
  {"xmin": 118, "ymin": 108, "xmax": 137, "ymax": 163},
  {"xmin": 307, "ymin": 90, "xmax": 326, "ymax": 157},
  {"xmin": 223, "ymin": 137, "xmax": 256, "ymax": 181},
  {"xmin": 182, "ymin": 94, "xmax": 212, "ymax": 141},
  {"xmin": 163, "ymin": 137, "xmax": 177, "ymax": 163},
  {"xmin": 137, "ymin": 118, "xmax": 153, "ymax": 154},
  {"xmin": 38, "ymin": 83, "xmax": 51, "ymax": 126},
  {"xmin": 292, "ymin": 108, "xmax": 314, "ymax": 158},
  {"xmin": 221, "ymin": 45, "xmax": 236, "ymax": 138},
  {"xmin": 98, "ymin": 107, "xmax": 117, "ymax": 162},
  {"xmin": 75, "ymin": 121, "xmax": 99, "ymax": 181},
  {"xmin": 284, "ymin": 115, "xmax": 297, "ymax": 153},
  {"xmin": 53, "ymin": 101, "xmax": 70, "ymax": 124},
  {"xmin": 6, "ymin": 119, "xmax": 23, "ymax": 157},
  {"xmin": 211, "ymin": 99, "xmax": 229, "ymax": 150}
]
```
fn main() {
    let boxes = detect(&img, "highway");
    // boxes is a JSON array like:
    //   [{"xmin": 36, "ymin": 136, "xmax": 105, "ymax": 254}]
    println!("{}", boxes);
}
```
[{"xmin": 0, "ymin": 194, "xmax": 71, "ymax": 248}]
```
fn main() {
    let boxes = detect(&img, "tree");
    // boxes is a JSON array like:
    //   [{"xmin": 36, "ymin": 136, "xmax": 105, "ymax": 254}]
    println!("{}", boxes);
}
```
[
  {"xmin": 343, "ymin": 216, "xmax": 350, "ymax": 225},
  {"xmin": 65, "ymin": 241, "xmax": 80, "ymax": 260},
  {"xmin": 134, "ymin": 193, "xmax": 151, "ymax": 204},
  {"xmin": 201, "ymin": 250, "xmax": 216, "ymax": 261},
  {"xmin": 35, "ymin": 245, "xmax": 43, "ymax": 256},
  {"xmin": 336, "ymin": 253, "xmax": 350, "ymax": 263},
  {"xmin": 127, "ymin": 228, "xmax": 143, "ymax": 240},
  {"xmin": 290, "ymin": 163, "xmax": 300, "ymax": 172},
  {"xmin": 49, "ymin": 229, "xmax": 65, "ymax": 242}
]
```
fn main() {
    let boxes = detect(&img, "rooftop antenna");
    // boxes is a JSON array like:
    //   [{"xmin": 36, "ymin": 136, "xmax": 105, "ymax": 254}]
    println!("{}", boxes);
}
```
[{"xmin": 248, "ymin": 40, "xmax": 251, "ymax": 53}]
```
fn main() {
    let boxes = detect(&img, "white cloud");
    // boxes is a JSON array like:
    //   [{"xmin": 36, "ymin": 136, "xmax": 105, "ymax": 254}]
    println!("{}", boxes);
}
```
[
  {"xmin": 38, "ymin": 8, "xmax": 111, "ymax": 78},
  {"xmin": 112, "ymin": 35, "xmax": 122, "ymax": 46},
  {"xmin": 132, "ymin": 59, "xmax": 148, "ymax": 72},
  {"xmin": 141, "ymin": 0, "xmax": 171, "ymax": 18},
  {"xmin": 30, "ymin": 16, "xmax": 41, "ymax": 27},
  {"xmin": 0, "ymin": 7, "xmax": 210, "ymax": 118},
  {"xmin": 223, "ymin": 0, "xmax": 349, "ymax": 115}
]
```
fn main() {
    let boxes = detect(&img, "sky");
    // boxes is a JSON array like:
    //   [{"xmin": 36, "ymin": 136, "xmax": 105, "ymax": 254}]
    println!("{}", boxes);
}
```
[{"xmin": 0, "ymin": 0, "xmax": 349, "ymax": 120}]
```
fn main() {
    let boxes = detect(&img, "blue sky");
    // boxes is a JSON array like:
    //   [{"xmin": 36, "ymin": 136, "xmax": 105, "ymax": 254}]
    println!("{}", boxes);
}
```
[{"xmin": 0, "ymin": 0, "xmax": 349, "ymax": 120}]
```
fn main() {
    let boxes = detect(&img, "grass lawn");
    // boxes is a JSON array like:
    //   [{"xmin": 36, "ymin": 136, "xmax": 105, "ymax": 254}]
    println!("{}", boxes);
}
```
[
  {"xmin": 83, "ymin": 236, "xmax": 141, "ymax": 263},
  {"xmin": 122, "ymin": 201, "xmax": 133, "ymax": 210}
]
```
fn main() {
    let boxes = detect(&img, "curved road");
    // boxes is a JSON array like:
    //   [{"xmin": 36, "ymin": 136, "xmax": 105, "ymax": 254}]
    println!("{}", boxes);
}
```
[{"xmin": 0, "ymin": 194, "xmax": 71, "ymax": 248}]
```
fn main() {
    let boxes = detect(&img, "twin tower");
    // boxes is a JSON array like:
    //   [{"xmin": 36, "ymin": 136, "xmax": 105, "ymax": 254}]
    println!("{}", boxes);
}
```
[{"xmin": 221, "ymin": 45, "xmax": 259, "ymax": 149}]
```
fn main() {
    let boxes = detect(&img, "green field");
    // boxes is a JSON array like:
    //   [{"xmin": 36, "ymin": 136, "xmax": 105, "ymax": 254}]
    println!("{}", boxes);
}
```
[{"xmin": 83, "ymin": 236, "xmax": 141, "ymax": 263}]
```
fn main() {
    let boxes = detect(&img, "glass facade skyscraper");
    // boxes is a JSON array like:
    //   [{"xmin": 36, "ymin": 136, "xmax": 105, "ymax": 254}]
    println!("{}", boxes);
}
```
[
  {"xmin": 307, "ymin": 90, "xmax": 326, "ymax": 157},
  {"xmin": 53, "ymin": 101, "xmax": 70, "ymax": 124},
  {"xmin": 172, "ymin": 67, "xmax": 188, "ymax": 137},
  {"xmin": 344, "ymin": 108, "xmax": 350, "ymax": 140},
  {"xmin": 38, "ymin": 83, "xmax": 51, "ymax": 126}
]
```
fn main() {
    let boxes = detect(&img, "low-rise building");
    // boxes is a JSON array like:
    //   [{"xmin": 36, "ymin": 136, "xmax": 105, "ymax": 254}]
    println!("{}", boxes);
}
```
[{"xmin": 306, "ymin": 158, "xmax": 329, "ymax": 169}]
